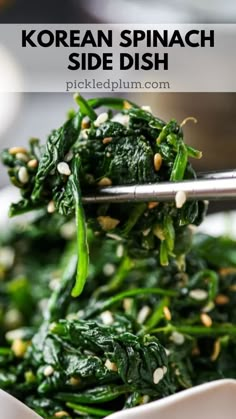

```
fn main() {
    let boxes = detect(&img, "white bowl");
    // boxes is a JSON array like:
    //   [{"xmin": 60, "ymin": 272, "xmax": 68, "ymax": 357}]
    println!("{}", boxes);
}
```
[
  {"xmin": 0, "ymin": 390, "xmax": 41, "ymax": 419},
  {"xmin": 106, "ymin": 379, "xmax": 236, "ymax": 419}
]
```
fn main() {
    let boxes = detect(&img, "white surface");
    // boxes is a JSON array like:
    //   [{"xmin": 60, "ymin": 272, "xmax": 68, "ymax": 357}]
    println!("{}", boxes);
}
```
[
  {"xmin": 106, "ymin": 380, "xmax": 236, "ymax": 419},
  {"xmin": 80, "ymin": 0, "xmax": 236, "ymax": 22},
  {"xmin": 0, "ymin": 186, "xmax": 39, "ymax": 229},
  {"xmin": 198, "ymin": 211, "xmax": 236, "ymax": 238},
  {"xmin": 0, "ymin": 187, "xmax": 21, "ymax": 229},
  {"xmin": 0, "ymin": 390, "xmax": 41, "ymax": 419},
  {"xmin": 0, "ymin": 45, "xmax": 22, "ymax": 139}
]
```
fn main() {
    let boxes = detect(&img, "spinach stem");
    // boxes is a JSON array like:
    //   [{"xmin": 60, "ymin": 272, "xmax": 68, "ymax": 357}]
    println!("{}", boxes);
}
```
[
  {"xmin": 70, "ymin": 158, "xmax": 89, "ymax": 297},
  {"xmin": 88, "ymin": 97, "xmax": 137, "ymax": 110},
  {"xmin": 84, "ymin": 287, "xmax": 177, "ymax": 319},
  {"xmin": 151, "ymin": 324, "xmax": 236, "ymax": 337},
  {"xmin": 74, "ymin": 93, "xmax": 97, "ymax": 120},
  {"xmin": 66, "ymin": 402, "xmax": 114, "ymax": 417}
]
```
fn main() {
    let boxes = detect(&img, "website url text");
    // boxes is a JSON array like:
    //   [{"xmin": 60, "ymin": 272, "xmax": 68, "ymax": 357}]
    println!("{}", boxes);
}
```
[{"xmin": 65, "ymin": 78, "xmax": 170, "ymax": 92}]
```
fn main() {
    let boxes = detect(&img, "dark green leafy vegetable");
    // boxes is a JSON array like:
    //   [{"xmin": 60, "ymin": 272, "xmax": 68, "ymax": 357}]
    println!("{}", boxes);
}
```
[
  {"xmin": 1, "ymin": 226, "xmax": 236, "ymax": 418},
  {"xmin": 2, "ymin": 96, "xmax": 236, "ymax": 419},
  {"xmin": 1, "ymin": 95, "xmax": 205, "ymax": 296}
]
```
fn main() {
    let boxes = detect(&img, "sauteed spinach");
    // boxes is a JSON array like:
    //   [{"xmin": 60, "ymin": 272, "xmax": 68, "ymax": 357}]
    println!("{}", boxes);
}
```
[
  {"xmin": 1, "ymin": 223, "xmax": 236, "ymax": 418},
  {"xmin": 1, "ymin": 95, "xmax": 205, "ymax": 297},
  {"xmin": 1, "ymin": 96, "xmax": 235, "ymax": 419}
]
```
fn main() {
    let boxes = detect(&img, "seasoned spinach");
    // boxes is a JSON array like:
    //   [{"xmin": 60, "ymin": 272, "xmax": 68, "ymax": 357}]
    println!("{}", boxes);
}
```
[
  {"xmin": 1, "ymin": 95, "xmax": 204, "ymax": 296},
  {"xmin": 1, "ymin": 226, "xmax": 236, "ymax": 418},
  {"xmin": 2, "ymin": 96, "xmax": 236, "ymax": 419}
]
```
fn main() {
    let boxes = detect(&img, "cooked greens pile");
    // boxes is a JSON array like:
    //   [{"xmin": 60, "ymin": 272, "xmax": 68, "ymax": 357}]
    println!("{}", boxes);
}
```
[
  {"xmin": 1, "ymin": 220, "xmax": 236, "ymax": 418},
  {"xmin": 1, "ymin": 95, "xmax": 205, "ymax": 297},
  {"xmin": 1, "ymin": 96, "xmax": 235, "ymax": 419}
]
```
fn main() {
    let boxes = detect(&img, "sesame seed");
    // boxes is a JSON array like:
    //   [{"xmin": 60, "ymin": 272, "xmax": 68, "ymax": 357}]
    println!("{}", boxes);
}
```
[
  {"xmin": 189, "ymin": 289, "xmax": 208, "ymax": 301},
  {"xmin": 16, "ymin": 152, "xmax": 29, "ymax": 162},
  {"xmin": 103, "ymin": 263, "xmax": 115, "ymax": 276},
  {"xmin": 148, "ymin": 202, "xmax": 159, "ymax": 210},
  {"xmin": 47, "ymin": 200, "xmax": 55, "ymax": 214},
  {"xmin": 107, "ymin": 233, "xmax": 123, "ymax": 241},
  {"xmin": 97, "ymin": 177, "xmax": 112, "ymax": 186},
  {"xmin": 100, "ymin": 310, "xmax": 114, "ymax": 325},
  {"xmin": 211, "ymin": 339, "xmax": 221, "ymax": 361},
  {"xmin": 103, "ymin": 137, "xmax": 112, "ymax": 145},
  {"xmin": 175, "ymin": 190, "xmax": 187, "ymax": 209},
  {"xmin": 142, "ymin": 228, "xmax": 151, "ymax": 237},
  {"xmin": 116, "ymin": 244, "xmax": 124, "ymax": 258},
  {"xmin": 170, "ymin": 331, "xmax": 185, "ymax": 345},
  {"xmin": 123, "ymin": 298, "xmax": 133, "ymax": 312},
  {"xmin": 81, "ymin": 118, "xmax": 90, "ymax": 129},
  {"xmin": 219, "ymin": 267, "xmax": 236, "ymax": 276},
  {"xmin": 163, "ymin": 306, "xmax": 172, "ymax": 321},
  {"xmin": 4, "ymin": 308, "xmax": 22, "ymax": 329},
  {"xmin": 97, "ymin": 216, "xmax": 120, "ymax": 231},
  {"xmin": 165, "ymin": 348, "xmax": 171, "ymax": 356},
  {"xmin": 153, "ymin": 153, "xmax": 162, "ymax": 171},
  {"xmin": 215, "ymin": 294, "xmax": 229, "ymax": 305},
  {"xmin": 6, "ymin": 329, "xmax": 25, "ymax": 342},
  {"xmin": 11, "ymin": 339, "xmax": 28, "ymax": 358},
  {"xmin": 200, "ymin": 313, "xmax": 212, "ymax": 327},
  {"xmin": 94, "ymin": 112, "xmax": 108, "ymax": 127},
  {"xmin": 69, "ymin": 376, "xmax": 81, "ymax": 386},
  {"xmin": 27, "ymin": 159, "xmax": 38, "ymax": 169},
  {"xmin": 57, "ymin": 162, "xmax": 71, "ymax": 176},
  {"xmin": 153, "ymin": 367, "xmax": 164, "ymax": 384},
  {"xmin": 141, "ymin": 395, "xmax": 150, "ymax": 404},
  {"xmin": 141, "ymin": 105, "xmax": 152, "ymax": 113},
  {"xmin": 137, "ymin": 306, "xmax": 151, "ymax": 324},
  {"xmin": 105, "ymin": 359, "xmax": 118, "ymax": 372},
  {"xmin": 0, "ymin": 246, "xmax": 15, "ymax": 268},
  {"xmin": 202, "ymin": 301, "xmax": 215, "ymax": 313},
  {"xmin": 112, "ymin": 114, "xmax": 130, "ymax": 126},
  {"xmin": 60, "ymin": 221, "xmax": 76, "ymax": 239},
  {"xmin": 55, "ymin": 411, "xmax": 70, "ymax": 417},
  {"xmin": 44, "ymin": 365, "xmax": 54, "ymax": 377},
  {"xmin": 9, "ymin": 147, "xmax": 28, "ymax": 155},
  {"xmin": 18, "ymin": 166, "xmax": 29, "ymax": 184},
  {"xmin": 64, "ymin": 150, "xmax": 74, "ymax": 162}
]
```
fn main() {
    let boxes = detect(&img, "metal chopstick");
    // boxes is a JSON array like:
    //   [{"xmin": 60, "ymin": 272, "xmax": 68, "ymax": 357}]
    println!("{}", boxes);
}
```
[
  {"xmin": 198, "ymin": 170, "xmax": 236, "ymax": 179},
  {"xmin": 82, "ymin": 171, "xmax": 236, "ymax": 204}
]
